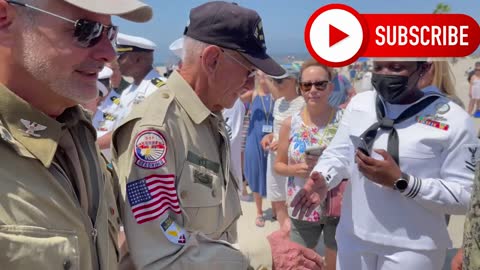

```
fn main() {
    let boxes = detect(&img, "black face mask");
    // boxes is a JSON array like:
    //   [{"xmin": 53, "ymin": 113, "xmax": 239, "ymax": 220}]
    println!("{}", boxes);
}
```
[{"xmin": 371, "ymin": 73, "xmax": 413, "ymax": 104}]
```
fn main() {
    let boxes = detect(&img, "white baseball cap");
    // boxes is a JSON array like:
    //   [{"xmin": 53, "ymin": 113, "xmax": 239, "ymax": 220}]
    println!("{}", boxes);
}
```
[{"xmin": 63, "ymin": 0, "xmax": 153, "ymax": 23}]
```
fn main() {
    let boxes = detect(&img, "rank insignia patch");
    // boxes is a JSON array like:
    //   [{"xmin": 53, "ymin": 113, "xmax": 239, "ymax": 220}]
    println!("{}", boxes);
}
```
[{"xmin": 464, "ymin": 145, "xmax": 480, "ymax": 173}]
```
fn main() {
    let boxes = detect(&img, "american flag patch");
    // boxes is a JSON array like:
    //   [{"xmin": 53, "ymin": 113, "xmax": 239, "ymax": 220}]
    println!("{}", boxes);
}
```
[{"xmin": 127, "ymin": 174, "xmax": 181, "ymax": 224}]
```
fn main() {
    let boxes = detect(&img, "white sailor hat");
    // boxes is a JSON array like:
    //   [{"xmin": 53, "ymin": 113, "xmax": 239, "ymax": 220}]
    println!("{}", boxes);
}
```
[
  {"xmin": 169, "ymin": 37, "xmax": 184, "ymax": 59},
  {"xmin": 98, "ymin": 66, "xmax": 113, "ymax": 80},
  {"xmin": 116, "ymin": 33, "xmax": 156, "ymax": 53}
]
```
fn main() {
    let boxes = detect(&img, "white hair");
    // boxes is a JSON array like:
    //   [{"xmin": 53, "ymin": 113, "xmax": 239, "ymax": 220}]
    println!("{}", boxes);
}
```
[{"xmin": 182, "ymin": 36, "xmax": 209, "ymax": 65}]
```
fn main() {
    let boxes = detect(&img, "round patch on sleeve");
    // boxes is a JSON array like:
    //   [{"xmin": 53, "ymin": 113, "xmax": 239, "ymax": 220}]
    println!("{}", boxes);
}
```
[{"xmin": 134, "ymin": 130, "xmax": 167, "ymax": 169}]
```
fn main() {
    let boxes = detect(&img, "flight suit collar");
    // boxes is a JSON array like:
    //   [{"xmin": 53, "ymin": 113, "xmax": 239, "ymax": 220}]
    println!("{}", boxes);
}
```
[
  {"xmin": 167, "ymin": 70, "xmax": 211, "ymax": 124},
  {"xmin": 0, "ymin": 84, "xmax": 92, "ymax": 168}
]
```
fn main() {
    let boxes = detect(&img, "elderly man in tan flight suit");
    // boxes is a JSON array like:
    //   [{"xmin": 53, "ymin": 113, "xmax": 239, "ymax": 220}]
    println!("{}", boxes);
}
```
[
  {"xmin": 0, "ymin": 0, "xmax": 152, "ymax": 269},
  {"xmin": 112, "ymin": 1, "xmax": 286, "ymax": 269}
]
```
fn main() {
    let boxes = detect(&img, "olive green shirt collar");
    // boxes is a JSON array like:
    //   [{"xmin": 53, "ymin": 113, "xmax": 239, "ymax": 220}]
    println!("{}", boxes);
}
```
[
  {"xmin": 0, "ymin": 84, "xmax": 93, "ymax": 167},
  {"xmin": 166, "ymin": 71, "xmax": 211, "ymax": 124}
]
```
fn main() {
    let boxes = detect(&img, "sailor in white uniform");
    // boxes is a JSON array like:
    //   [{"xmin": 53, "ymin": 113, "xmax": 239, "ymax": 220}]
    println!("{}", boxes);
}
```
[
  {"xmin": 115, "ymin": 33, "xmax": 166, "ymax": 127},
  {"xmin": 291, "ymin": 60, "xmax": 479, "ymax": 270}
]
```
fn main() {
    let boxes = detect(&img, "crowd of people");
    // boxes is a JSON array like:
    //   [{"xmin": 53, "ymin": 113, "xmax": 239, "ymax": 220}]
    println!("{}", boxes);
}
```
[{"xmin": 1, "ymin": 0, "xmax": 480, "ymax": 270}]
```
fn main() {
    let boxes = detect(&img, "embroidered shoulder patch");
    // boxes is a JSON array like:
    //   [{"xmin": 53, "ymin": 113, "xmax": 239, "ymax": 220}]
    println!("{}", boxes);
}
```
[
  {"xmin": 161, "ymin": 216, "xmax": 188, "ymax": 245},
  {"xmin": 126, "ymin": 174, "xmax": 181, "ymax": 224},
  {"xmin": 134, "ymin": 130, "xmax": 167, "ymax": 169}
]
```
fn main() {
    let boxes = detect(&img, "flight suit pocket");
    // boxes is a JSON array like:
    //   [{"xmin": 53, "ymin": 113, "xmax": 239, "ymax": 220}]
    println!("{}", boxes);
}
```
[
  {"xmin": 178, "ymin": 159, "xmax": 223, "ymax": 235},
  {"xmin": 0, "ymin": 225, "xmax": 80, "ymax": 270}
]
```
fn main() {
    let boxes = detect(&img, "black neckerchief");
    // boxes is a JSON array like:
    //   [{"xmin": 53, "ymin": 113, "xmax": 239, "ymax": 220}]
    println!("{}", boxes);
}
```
[{"xmin": 359, "ymin": 93, "xmax": 441, "ymax": 165}]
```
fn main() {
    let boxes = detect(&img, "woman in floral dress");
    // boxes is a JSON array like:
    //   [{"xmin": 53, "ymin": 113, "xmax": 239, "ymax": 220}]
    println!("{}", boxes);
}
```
[{"xmin": 274, "ymin": 59, "xmax": 344, "ymax": 270}]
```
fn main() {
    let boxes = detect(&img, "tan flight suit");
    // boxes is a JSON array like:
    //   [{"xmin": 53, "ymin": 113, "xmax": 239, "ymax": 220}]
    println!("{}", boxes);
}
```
[
  {"xmin": 0, "ymin": 84, "xmax": 120, "ymax": 270},
  {"xmin": 112, "ymin": 71, "xmax": 250, "ymax": 270}
]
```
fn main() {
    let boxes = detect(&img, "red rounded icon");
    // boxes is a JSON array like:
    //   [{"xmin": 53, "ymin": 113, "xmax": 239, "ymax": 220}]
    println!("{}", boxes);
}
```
[{"xmin": 305, "ymin": 4, "xmax": 368, "ymax": 67}]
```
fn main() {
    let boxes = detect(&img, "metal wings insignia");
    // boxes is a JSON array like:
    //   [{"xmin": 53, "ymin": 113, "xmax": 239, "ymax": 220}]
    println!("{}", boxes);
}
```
[{"xmin": 20, "ymin": 119, "xmax": 47, "ymax": 137}]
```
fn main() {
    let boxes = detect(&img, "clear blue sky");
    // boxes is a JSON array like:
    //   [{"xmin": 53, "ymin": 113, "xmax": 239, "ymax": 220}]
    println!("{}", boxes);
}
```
[{"xmin": 113, "ymin": 0, "xmax": 480, "ymax": 64}]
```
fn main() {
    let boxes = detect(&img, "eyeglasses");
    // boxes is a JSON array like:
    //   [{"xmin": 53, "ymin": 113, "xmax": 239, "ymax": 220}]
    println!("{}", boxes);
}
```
[
  {"xmin": 7, "ymin": 0, "xmax": 118, "ymax": 48},
  {"xmin": 299, "ymin": 80, "xmax": 330, "ymax": 92},
  {"xmin": 272, "ymin": 78, "xmax": 285, "ymax": 84},
  {"xmin": 221, "ymin": 49, "xmax": 256, "ymax": 78}
]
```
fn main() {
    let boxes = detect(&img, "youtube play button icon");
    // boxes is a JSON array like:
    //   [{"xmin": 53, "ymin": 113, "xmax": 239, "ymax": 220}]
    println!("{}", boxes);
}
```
[
  {"xmin": 329, "ymin": 25, "xmax": 349, "ymax": 47},
  {"xmin": 305, "ymin": 4, "xmax": 367, "ymax": 67}
]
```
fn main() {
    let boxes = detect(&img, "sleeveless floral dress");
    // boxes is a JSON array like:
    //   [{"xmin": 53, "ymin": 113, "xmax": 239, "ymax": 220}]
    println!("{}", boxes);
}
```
[{"xmin": 287, "ymin": 109, "xmax": 343, "ymax": 222}]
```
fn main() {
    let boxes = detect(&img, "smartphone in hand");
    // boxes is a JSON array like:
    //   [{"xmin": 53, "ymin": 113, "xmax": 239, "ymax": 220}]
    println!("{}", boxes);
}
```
[
  {"xmin": 305, "ymin": 145, "xmax": 325, "ymax": 156},
  {"xmin": 349, "ymin": 135, "xmax": 370, "ymax": 156}
]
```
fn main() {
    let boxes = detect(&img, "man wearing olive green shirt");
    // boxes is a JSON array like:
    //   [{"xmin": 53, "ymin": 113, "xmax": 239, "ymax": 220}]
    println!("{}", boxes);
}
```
[
  {"xmin": 0, "ymin": 0, "xmax": 151, "ymax": 269},
  {"xmin": 112, "ymin": 2, "xmax": 290, "ymax": 269}
]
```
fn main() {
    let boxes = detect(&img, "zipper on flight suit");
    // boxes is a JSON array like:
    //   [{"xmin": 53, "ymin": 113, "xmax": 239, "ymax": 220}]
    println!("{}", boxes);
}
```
[
  {"xmin": 77, "ymin": 127, "xmax": 107, "ymax": 269},
  {"xmin": 51, "ymin": 161, "xmax": 99, "ymax": 270}
]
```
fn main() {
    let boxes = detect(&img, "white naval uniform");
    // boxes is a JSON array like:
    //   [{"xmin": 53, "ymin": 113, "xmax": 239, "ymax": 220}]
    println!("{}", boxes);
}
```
[
  {"xmin": 313, "ymin": 86, "xmax": 479, "ymax": 269},
  {"xmin": 91, "ymin": 90, "xmax": 122, "ymax": 160},
  {"xmin": 93, "ymin": 90, "xmax": 122, "ymax": 137},
  {"xmin": 115, "ymin": 68, "xmax": 165, "ymax": 128}
]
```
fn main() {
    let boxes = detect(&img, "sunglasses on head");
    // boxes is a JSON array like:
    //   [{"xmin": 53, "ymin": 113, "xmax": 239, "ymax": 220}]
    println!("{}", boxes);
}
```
[
  {"xmin": 6, "ymin": 0, "xmax": 118, "ymax": 48},
  {"xmin": 299, "ymin": 80, "xmax": 330, "ymax": 92}
]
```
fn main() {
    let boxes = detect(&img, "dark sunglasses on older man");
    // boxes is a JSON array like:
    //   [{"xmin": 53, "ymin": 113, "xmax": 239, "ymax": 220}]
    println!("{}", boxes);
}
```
[
  {"xmin": 6, "ymin": 0, "xmax": 118, "ymax": 48},
  {"xmin": 299, "ymin": 80, "xmax": 330, "ymax": 92}
]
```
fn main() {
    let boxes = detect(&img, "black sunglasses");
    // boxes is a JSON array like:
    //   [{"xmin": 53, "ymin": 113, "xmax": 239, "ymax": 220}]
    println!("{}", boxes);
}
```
[
  {"xmin": 299, "ymin": 80, "xmax": 330, "ymax": 92},
  {"xmin": 6, "ymin": 0, "xmax": 118, "ymax": 48}
]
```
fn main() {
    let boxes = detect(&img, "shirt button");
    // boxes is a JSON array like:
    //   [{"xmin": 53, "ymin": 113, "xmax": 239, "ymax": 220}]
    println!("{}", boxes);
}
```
[
  {"xmin": 180, "ymin": 191, "xmax": 187, "ymax": 199},
  {"xmin": 162, "ymin": 93, "xmax": 170, "ymax": 99},
  {"xmin": 211, "ymin": 189, "xmax": 216, "ymax": 198},
  {"xmin": 63, "ymin": 259, "xmax": 71, "ymax": 270}
]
